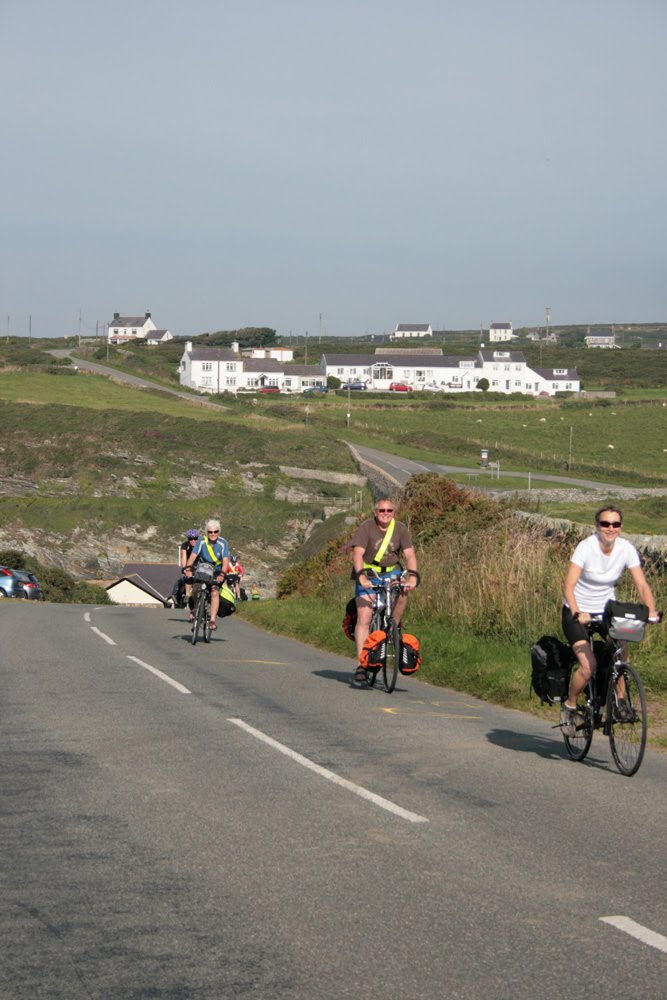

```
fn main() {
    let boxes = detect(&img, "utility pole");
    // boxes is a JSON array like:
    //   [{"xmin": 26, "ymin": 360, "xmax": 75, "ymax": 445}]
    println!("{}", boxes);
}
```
[
  {"xmin": 6, "ymin": 315, "xmax": 9, "ymax": 344},
  {"xmin": 78, "ymin": 308, "xmax": 82, "ymax": 347},
  {"xmin": 28, "ymin": 314, "xmax": 32, "ymax": 348},
  {"xmin": 319, "ymin": 312, "xmax": 322, "ymax": 345},
  {"xmin": 568, "ymin": 425, "xmax": 573, "ymax": 472},
  {"xmin": 305, "ymin": 330, "xmax": 308, "ymax": 365}
]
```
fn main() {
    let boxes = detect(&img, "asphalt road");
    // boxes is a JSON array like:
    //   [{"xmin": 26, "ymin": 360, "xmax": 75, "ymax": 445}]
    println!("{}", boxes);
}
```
[
  {"xmin": 351, "ymin": 444, "xmax": 656, "ymax": 493},
  {"xmin": 1, "ymin": 603, "xmax": 666, "ymax": 999}
]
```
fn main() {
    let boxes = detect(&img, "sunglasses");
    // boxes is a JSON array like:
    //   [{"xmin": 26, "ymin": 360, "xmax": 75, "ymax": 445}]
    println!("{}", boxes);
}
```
[
  {"xmin": 598, "ymin": 520, "xmax": 621, "ymax": 528},
  {"xmin": 208, "ymin": 529, "xmax": 220, "ymax": 534},
  {"xmin": 377, "ymin": 508, "xmax": 394, "ymax": 513}
]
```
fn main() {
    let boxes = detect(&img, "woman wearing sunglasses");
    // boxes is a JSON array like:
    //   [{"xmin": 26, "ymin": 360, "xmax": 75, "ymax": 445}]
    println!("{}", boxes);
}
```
[
  {"xmin": 560, "ymin": 505, "xmax": 657, "ymax": 735},
  {"xmin": 350, "ymin": 498, "xmax": 419, "ymax": 685}
]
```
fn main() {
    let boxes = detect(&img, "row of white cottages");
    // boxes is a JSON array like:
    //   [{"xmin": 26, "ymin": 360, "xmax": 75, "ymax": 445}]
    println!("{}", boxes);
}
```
[{"xmin": 179, "ymin": 342, "xmax": 580, "ymax": 396}]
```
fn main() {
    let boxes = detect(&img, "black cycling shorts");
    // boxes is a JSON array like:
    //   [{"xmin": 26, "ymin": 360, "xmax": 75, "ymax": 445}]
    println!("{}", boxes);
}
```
[{"xmin": 561, "ymin": 604, "xmax": 608, "ymax": 647}]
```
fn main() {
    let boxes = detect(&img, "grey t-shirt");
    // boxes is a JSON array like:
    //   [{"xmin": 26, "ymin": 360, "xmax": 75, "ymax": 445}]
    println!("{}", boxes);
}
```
[{"xmin": 351, "ymin": 518, "xmax": 413, "ymax": 569}]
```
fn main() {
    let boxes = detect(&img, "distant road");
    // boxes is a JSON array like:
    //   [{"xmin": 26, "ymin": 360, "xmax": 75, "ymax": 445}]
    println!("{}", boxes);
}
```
[
  {"xmin": 48, "ymin": 350, "xmax": 227, "ymax": 410},
  {"xmin": 350, "ymin": 443, "xmax": 666, "ymax": 495}
]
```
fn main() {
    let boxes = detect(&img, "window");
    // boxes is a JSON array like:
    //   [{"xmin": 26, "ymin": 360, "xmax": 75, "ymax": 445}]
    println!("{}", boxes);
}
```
[
  {"xmin": 492, "ymin": 380, "xmax": 499, "ymax": 387},
  {"xmin": 225, "ymin": 377, "xmax": 236, "ymax": 387},
  {"xmin": 202, "ymin": 362, "xmax": 212, "ymax": 372},
  {"xmin": 565, "ymin": 383, "xmax": 572, "ymax": 390},
  {"xmin": 201, "ymin": 376, "xmax": 212, "ymax": 387},
  {"xmin": 226, "ymin": 362, "xmax": 236, "ymax": 372},
  {"xmin": 337, "ymin": 368, "xmax": 344, "ymax": 375},
  {"xmin": 514, "ymin": 380, "xmax": 521, "ymax": 387}
]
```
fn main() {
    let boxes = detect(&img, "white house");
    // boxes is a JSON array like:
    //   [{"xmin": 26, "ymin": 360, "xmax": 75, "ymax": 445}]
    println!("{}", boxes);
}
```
[
  {"xmin": 178, "ymin": 342, "xmax": 325, "ymax": 393},
  {"xmin": 245, "ymin": 346, "xmax": 295, "ymax": 362},
  {"xmin": 108, "ymin": 311, "xmax": 157, "ymax": 344},
  {"xmin": 146, "ymin": 329, "xmax": 174, "ymax": 345},
  {"xmin": 489, "ymin": 322, "xmax": 516, "ymax": 343},
  {"xmin": 321, "ymin": 349, "xmax": 580, "ymax": 396},
  {"xmin": 106, "ymin": 563, "xmax": 176, "ymax": 606},
  {"xmin": 390, "ymin": 323, "xmax": 433, "ymax": 340},
  {"xmin": 585, "ymin": 327, "xmax": 617, "ymax": 348},
  {"xmin": 531, "ymin": 367, "xmax": 581, "ymax": 395}
]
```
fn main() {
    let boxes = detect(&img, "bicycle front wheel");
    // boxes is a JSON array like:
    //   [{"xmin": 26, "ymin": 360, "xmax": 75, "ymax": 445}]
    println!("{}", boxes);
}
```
[
  {"xmin": 203, "ymin": 597, "xmax": 212, "ymax": 643},
  {"xmin": 382, "ymin": 620, "xmax": 400, "ymax": 694},
  {"xmin": 563, "ymin": 690, "xmax": 594, "ymax": 762},
  {"xmin": 366, "ymin": 609, "xmax": 384, "ymax": 688},
  {"xmin": 607, "ymin": 664, "xmax": 647, "ymax": 776},
  {"xmin": 191, "ymin": 590, "xmax": 206, "ymax": 646}
]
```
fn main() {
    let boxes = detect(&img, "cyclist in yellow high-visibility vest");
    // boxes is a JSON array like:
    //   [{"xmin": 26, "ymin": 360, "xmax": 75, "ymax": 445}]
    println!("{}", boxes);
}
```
[
  {"xmin": 351, "ymin": 498, "xmax": 418, "ymax": 685},
  {"xmin": 184, "ymin": 518, "xmax": 230, "ymax": 629}
]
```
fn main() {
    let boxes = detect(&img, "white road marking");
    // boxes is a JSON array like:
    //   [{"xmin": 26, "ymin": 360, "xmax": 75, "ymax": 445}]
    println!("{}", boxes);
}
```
[
  {"xmin": 84, "ymin": 612, "xmax": 91, "ymax": 622},
  {"xmin": 90, "ymin": 626, "xmax": 116, "ymax": 645},
  {"xmin": 228, "ymin": 717, "xmax": 428, "ymax": 824},
  {"xmin": 600, "ymin": 916, "xmax": 667, "ymax": 953},
  {"xmin": 127, "ymin": 656, "xmax": 191, "ymax": 694}
]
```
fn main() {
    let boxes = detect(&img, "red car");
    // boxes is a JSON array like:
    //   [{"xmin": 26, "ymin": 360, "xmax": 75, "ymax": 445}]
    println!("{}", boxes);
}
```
[
  {"xmin": 389, "ymin": 382, "xmax": 413, "ymax": 392},
  {"xmin": 259, "ymin": 386, "xmax": 281, "ymax": 394}
]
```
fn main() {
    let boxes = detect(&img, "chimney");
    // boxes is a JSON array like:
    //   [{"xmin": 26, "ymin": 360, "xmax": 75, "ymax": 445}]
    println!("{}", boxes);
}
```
[
  {"xmin": 145, "ymin": 311, "xmax": 151, "ymax": 319},
  {"xmin": 231, "ymin": 340, "xmax": 240, "ymax": 354},
  {"xmin": 185, "ymin": 340, "xmax": 193, "ymax": 352},
  {"xmin": 113, "ymin": 312, "xmax": 120, "ymax": 320}
]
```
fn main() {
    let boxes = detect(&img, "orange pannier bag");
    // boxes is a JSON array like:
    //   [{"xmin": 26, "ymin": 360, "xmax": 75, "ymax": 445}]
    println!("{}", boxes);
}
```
[
  {"xmin": 359, "ymin": 630, "xmax": 387, "ymax": 671},
  {"xmin": 399, "ymin": 633, "xmax": 421, "ymax": 674}
]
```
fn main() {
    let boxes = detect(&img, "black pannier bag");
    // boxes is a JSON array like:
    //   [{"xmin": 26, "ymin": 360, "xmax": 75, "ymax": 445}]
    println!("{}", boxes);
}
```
[
  {"xmin": 342, "ymin": 597, "xmax": 357, "ymax": 642},
  {"xmin": 604, "ymin": 600, "xmax": 649, "ymax": 642},
  {"xmin": 530, "ymin": 635, "xmax": 574, "ymax": 704}
]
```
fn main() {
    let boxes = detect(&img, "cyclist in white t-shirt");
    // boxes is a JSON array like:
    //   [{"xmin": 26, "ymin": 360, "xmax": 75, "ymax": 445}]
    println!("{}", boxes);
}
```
[{"xmin": 560, "ymin": 506, "xmax": 657, "ymax": 735}]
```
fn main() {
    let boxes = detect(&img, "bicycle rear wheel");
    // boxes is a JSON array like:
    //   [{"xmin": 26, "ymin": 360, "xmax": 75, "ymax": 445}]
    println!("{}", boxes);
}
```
[
  {"xmin": 607, "ymin": 664, "xmax": 647, "ymax": 776},
  {"xmin": 191, "ymin": 590, "xmax": 206, "ymax": 646},
  {"xmin": 382, "ymin": 620, "xmax": 400, "ymax": 694},
  {"xmin": 563, "ymin": 690, "xmax": 594, "ymax": 762}
]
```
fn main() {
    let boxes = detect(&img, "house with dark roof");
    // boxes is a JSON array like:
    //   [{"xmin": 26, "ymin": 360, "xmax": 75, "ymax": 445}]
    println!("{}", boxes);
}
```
[
  {"xmin": 390, "ymin": 323, "xmax": 433, "ymax": 340},
  {"xmin": 106, "ymin": 563, "xmax": 177, "ymax": 606},
  {"xmin": 108, "ymin": 311, "xmax": 157, "ymax": 344},
  {"xmin": 585, "ymin": 326, "xmax": 617, "ymax": 348},
  {"xmin": 178, "ymin": 341, "xmax": 326, "ymax": 394},
  {"xmin": 321, "ymin": 348, "xmax": 579, "ymax": 395},
  {"xmin": 489, "ymin": 322, "xmax": 517, "ymax": 343}
]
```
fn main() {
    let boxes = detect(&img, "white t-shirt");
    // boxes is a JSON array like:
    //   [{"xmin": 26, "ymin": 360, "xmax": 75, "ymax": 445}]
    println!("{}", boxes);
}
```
[{"xmin": 566, "ymin": 534, "xmax": 641, "ymax": 613}]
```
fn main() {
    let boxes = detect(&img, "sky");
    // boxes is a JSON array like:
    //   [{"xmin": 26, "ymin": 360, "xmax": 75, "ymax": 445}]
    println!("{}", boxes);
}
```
[{"xmin": 1, "ymin": 0, "xmax": 666, "ymax": 340}]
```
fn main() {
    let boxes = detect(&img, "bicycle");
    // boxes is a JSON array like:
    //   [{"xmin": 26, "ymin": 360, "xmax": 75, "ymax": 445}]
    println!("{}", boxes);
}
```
[
  {"xmin": 562, "ymin": 609, "xmax": 660, "ymax": 776},
  {"xmin": 190, "ymin": 563, "xmax": 218, "ymax": 646},
  {"xmin": 365, "ymin": 572, "xmax": 417, "ymax": 693}
]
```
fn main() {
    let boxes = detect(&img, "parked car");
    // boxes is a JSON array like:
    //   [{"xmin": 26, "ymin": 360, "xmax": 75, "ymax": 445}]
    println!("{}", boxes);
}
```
[
  {"xmin": 0, "ymin": 566, "xmax": 43, "ymax": 600},
  {"xmin": 389, "ymin": 382, "xmax": 413, "ymax": 392},
  {"xmin": 424, "ymin": 382, "xmax": 446, "ymax": 392},
  {"xmin": 341, "ymin": 382, "xmax": 367, "ymax": 391},
  {"xmin": 259, "ymin": 386, "xmax": 281, "ymax": 394},
  {"xmin": 303, "ymin": 385, "xmax": 328, "ymax": 394}
]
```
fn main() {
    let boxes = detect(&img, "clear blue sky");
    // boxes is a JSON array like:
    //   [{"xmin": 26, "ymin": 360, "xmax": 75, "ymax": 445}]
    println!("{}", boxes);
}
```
[{"xmin": 1, "ymin": 0, "xmax": 665, "ymax": 339}]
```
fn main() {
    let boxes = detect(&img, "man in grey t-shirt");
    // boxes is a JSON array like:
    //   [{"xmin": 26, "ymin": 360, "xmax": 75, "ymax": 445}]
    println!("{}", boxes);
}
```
[{"xmin": 350, "ymin": 498, "xmax": 418, "ymax": 684}]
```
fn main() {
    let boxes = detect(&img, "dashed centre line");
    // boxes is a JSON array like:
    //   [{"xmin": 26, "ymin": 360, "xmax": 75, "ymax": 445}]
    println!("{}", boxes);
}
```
[
  {"xmin": 90, "ymin": 626, "xmax": 116, "ymax": 645},
  {"xmin": 600, "ymin": 916, "xmax": 667, "ymax": 954},
  {"xmin": 228, "ymin": 717, "xmax": 429, "ymax": 824},
  {"xmin": 127, "ymin": 656, "xmax": 191, "ymax": 694}
]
